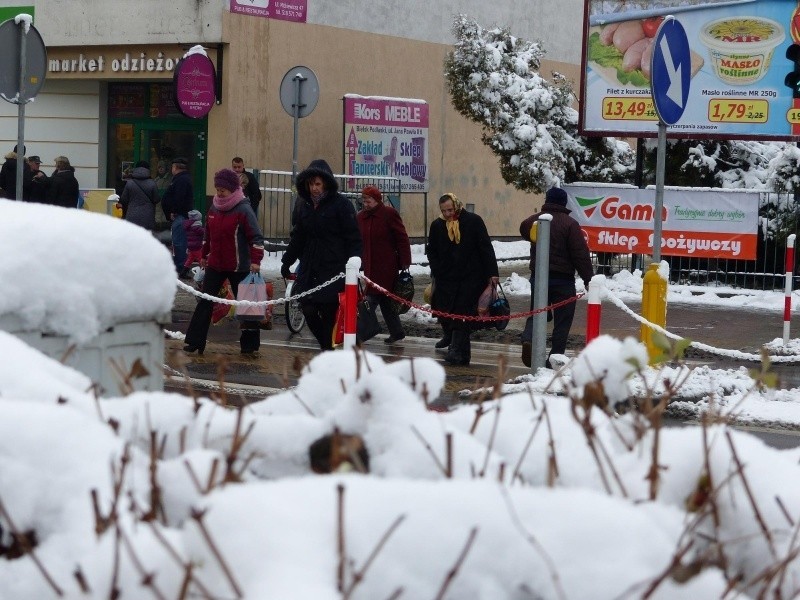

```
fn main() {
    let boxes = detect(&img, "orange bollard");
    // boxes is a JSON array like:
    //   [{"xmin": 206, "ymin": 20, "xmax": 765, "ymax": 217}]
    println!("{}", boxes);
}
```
[{"xmin": 641, "ymin": 262, "xmax": 668, "ymax": 364}]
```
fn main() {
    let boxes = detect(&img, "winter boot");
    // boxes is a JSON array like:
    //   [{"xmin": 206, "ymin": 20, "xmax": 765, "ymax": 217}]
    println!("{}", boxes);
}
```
[
  {"xmin": 434, "ymin": 322, "xmax": 452, "ymax": 350},
  {"xmin": 444, "ymin": 329, "xmax": 471, "ymax": 366}
]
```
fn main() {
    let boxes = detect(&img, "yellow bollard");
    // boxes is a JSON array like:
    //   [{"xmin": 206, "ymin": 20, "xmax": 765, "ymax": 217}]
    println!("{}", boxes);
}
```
[{"xmin": 641, "ymin": 262, "xmax": 668, "ymax": 364}]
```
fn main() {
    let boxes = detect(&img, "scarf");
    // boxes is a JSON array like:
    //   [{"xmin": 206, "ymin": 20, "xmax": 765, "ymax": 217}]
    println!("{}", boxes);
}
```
[
  {"xmin": 213, "ymin": 187, "xmax": 244, "ymax": 211},
  {"xmin": 439, "ymin": 192, "xmax": 462, "ymax": 244}
]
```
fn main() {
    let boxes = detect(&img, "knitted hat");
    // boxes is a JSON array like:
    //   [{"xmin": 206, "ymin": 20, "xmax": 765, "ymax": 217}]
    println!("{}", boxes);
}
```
[
  {"xmin": 545, "ymin": 187, "xmax": 568, "ymax": 206},
  {"xmin": 361, "ymin": 185, "xmax": 382, "ymax": 202},
  {"xmin": 188, "ymin": 209, "xmax": 202, "ymax": 222},
  {"xmin": 213, "ymin": 168, "xmax": 240, "ymax": 192}
]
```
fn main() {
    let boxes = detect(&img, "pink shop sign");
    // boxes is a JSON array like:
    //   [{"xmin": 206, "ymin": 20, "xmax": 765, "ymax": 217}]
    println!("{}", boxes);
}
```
[
  {"xmin": 173, "ymin": 53, "xmax": 216, "ymax": 119},
  {"xmin": 229, "ymin": 0, "xmax": 307, "ymax": 23}
]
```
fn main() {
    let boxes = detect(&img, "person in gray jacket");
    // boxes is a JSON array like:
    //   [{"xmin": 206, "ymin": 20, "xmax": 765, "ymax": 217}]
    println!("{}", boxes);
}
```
[{"xmin": 120, "ymin": 160, "xmax": 160, "ymax": 231}]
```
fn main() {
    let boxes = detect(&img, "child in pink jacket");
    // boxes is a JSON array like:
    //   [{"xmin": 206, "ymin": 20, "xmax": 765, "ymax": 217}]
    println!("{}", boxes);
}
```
[{"xmin": 181, "ymin": 209, "xmax": 205, "ymax": 278}]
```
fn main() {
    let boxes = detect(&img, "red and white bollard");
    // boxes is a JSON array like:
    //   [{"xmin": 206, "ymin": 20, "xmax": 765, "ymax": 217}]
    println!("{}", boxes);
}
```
[
  {"xmin": 784, "ymin": 234, "xmax": 796, "ymax": 344},
  {"xmin": 344, "ymin": 256, "xmax": 362, "ymax": 350},
  {"xmin": 586, "ymin": 275, "xmax": 604, "ymax": 344}
]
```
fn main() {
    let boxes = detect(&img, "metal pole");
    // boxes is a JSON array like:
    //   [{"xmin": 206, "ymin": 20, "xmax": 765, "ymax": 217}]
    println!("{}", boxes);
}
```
[
  {"xmin": 423, "ymin": 191, "xmax": 428, "ymax": 246},
  {"xmin": 653, "ymin": 120, "xmax": 667, "ymax": 263},
  {"xmin": 15, "ymin": 21, "xmax": 27, "ymax": 202},
  {"xmin": 290, "ymin": 73, "xmax": 305, "ymax": 185},
  {"xmin": 531, "ymin": 214, "xmax": 552, "ymax": 372},
  {"xmin": 290, "ymin": 73, "xmax": 306, "ymax": 226}
]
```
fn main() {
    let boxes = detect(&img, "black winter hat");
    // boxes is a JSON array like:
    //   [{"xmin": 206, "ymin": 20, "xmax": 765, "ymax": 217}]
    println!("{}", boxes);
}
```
[
  {"xmin": 545, "ymin": 187, "xmax": 568, "ymax": 206},
  {"xmin": 296, "ymin": 158, "xmax": 338, "ymax": 197}
]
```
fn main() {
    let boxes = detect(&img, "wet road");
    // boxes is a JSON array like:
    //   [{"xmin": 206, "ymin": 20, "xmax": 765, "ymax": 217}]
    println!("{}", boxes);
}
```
[{"xmin": 165, "ymin": 274, "xmax": 800, "ymax": 447}]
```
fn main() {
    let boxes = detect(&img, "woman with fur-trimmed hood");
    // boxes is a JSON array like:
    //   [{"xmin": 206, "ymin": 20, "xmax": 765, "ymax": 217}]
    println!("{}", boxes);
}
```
[{"xmin": 280, "ymin": 159, "xmax": 362, "ymax": 350}]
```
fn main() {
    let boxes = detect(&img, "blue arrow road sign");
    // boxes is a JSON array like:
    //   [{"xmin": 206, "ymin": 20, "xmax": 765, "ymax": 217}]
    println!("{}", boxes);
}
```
[{"xmin": 651, "ymin": 17, "xmax": 691, "ymax": 125}]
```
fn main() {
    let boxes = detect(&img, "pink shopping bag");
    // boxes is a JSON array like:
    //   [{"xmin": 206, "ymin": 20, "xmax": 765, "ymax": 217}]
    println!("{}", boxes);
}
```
[{"xmin": 235, "ymin": 273, "xmax": 268, "ymax": 321}]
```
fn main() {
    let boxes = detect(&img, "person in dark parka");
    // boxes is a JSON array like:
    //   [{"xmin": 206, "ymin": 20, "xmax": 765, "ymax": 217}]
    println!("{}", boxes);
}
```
[
  {"xmin": 357, "ymin": 185, "xmax": 412, "ymax": 344},
  {"xmin": 0, "ymin": 144, "xmax": 33, "ymax": 200},
  {"xmin": 46, "ymin": 156, "xmax": 80, "ymax": 208},
  {"xmin": 426, "ymin": 192, "xmax": 499, "ymax": 366},
  {"xmin": 120, "ymin": 160, "xmax": 160, "ymax": 231},
  {"xmin": 162, "ymin": 157, "xmax": 194, "ymax": 274},
  {"xmin": 280, "ymin": 159, "xmax": 362, "ymax": 350},
  {"xmin": 519, "ymin": 186, "xmax": 594, "ymax": 368}
]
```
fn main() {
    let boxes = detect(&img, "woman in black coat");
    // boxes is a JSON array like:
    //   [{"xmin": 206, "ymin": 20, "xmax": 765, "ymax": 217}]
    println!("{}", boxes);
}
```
[
  {"xmin": 426, "ymin": 193, "xmax": 499, "ymax": 365},
  {"xmin": 280, "ymin": 159, "xmax": 362, "ymax": 350}
]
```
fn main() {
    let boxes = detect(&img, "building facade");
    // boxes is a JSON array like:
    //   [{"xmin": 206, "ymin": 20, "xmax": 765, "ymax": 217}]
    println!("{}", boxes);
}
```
[{"xmin": 0, "ymin": 0, "xmax": 583, "ymax": 236}]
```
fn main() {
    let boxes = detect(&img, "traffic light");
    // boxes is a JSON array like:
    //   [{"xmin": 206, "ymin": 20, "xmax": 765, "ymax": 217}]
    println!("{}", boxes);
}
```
[{"xmin": 785, "ymin": 44, "xmax": 800, "ymax": 97}]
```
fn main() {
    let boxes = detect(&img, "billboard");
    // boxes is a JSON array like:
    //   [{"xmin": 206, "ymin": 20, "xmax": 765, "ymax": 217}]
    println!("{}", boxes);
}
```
[
  {"xmin": 229, "ymin": 0, "xmax": 306, "ymax": 23},
  {"xmin": 563, "ymin": 184, "xmax": 759, "ymax": 260},
  {"xmin": 580, "ymin": 0, "xmax": 800, "ymax": 140},
  {"xmin": 343, "ymin": 95, "xmax": 429, "ymax": 193}
]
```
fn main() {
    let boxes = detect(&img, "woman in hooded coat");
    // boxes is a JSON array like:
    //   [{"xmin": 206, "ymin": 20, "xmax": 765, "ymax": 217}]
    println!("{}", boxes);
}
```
[{"xmin": 280, "ymin": 159, "xmax": 362, "ymax": 350}]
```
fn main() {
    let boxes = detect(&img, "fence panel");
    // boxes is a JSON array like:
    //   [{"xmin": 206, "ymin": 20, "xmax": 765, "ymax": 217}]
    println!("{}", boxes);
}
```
[{"xmin": 257, "ymin": 169, "xmax": 402, "ymax": 254}]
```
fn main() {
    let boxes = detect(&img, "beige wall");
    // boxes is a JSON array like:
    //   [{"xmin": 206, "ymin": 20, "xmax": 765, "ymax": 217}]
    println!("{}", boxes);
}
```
[{"xmin": 216, "ymin": 13, "xmax": 582, "ymax": 238}]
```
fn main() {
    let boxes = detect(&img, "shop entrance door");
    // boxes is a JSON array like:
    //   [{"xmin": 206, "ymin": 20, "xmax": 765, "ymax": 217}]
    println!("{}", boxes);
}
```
[{"xmin": 108, "ymin": 121, "xmax": 206, "ymax": 209}]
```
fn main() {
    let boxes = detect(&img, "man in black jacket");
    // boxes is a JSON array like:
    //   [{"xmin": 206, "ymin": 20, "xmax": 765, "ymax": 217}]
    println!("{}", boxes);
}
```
[
  {"xmin": 0, "ymin": 144, "xmax": 32, "ymax": 200},
  {"xmin": 162, "ymin": 157, "xmax": 194, "ymax": 274},
  {"xmin": 519, "ymin": 187, "xmax": 594, "ymax": 368},
  {"xmin": 426, "ymin": 193, "xmax": 499, "ymax": 366},
  {"xmin": 232, "ymin": 156, "xmax": 262, "ymax": 216},
  {"xmin": 280, "ymin": 159, "xmax": 362, "ymax": 350},
  {"xmin": 46, "ymin": 156, "xmax": 79, "ymax": 208}
]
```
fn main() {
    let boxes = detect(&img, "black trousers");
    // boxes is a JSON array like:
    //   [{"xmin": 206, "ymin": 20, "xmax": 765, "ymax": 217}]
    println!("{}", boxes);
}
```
[
  {"xmin": 301, "ymin": 300, "xmax": 339, "ymax": 350},
  {"xmin": 367, "ymin": 294, "xmax": 404, "ymax": 339},
  {"xmin": 522, "ymin": 280, "xmax": 576, "ymax": 357},
  {"xmin": 185, "ymin": 267, "xmax": 260, "ymax": 352}
]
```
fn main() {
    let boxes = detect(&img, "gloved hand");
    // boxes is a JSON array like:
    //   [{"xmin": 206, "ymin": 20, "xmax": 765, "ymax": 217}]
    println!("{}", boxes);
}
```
[{"xmin": 281, "ymin": 262, "xmax": 292, "ymax": 279}]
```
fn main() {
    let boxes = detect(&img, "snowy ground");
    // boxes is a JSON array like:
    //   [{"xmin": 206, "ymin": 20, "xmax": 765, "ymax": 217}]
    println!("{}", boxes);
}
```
[{"xmin": 3, "ymin": 203, "xmax": 800, "ymax": 598}]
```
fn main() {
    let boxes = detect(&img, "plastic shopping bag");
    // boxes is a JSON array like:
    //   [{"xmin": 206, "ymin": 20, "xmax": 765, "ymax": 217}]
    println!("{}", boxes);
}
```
[
  {"xmin": 477, "ymin": 283, "xmax": 494, "ymax": 316},
  {"xmin": 332, "ymin": 292, "xmax": 346, "ymax": 347},
  {"xmin": 211, "ymin": 280, "xmax": 235, "ymax": 325},
  {"xmin": 259, "ymin": 281, "xmax": 274, "ymax": 329},
  {"xmin": 235, "ymin": 273, "xmax": 268, "ymax": 321}
]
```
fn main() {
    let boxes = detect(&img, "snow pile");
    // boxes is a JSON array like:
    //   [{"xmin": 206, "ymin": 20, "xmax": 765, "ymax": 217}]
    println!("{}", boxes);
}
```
[
  {"xmin": 0, "ymin": 201, "xmax": 175, "ymax": 343},
  {"xmin": 2, "ymin": 333, "xmax": 800, "ymax": 597}
]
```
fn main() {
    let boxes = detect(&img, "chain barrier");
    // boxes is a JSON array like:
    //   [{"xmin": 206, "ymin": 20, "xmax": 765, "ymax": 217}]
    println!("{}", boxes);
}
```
[
  {"xmin": 602, "ymin": 286, "xmax": 800, "ymax": 364},
  {"xmin": 162, "ymin": 364, "xmax": 282, "ymax": 397},
  {"xmin": 358, "ymin": 274, "xmax": 584, "ymax": 323},
  {"xmin": 175, "ymin": 273, "xmax": 345, "ymax": 307}
]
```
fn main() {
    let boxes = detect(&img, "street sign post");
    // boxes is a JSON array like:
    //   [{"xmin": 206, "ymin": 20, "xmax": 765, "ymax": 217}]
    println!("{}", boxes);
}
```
[
  {"xmin": 0, "ymin": 15, "xmax": 46, "ymax": 201},
  {"xmin": 280, "ymin": 65, "xmax": 319, "ymax": 191},
  {"xmin": 650, "ymin": 16, "xmax": 691, "ymax": 263}
]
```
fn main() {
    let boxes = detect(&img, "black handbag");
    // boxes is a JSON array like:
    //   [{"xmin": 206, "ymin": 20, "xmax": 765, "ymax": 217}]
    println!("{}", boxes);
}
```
[
  {"xmin": 357, "ymin": 296, "xmax": 382, "ymax": 343},
  {"xmin": 488, "ymin": 285, "xmax": 511, "ymax": 331},
  {"xmin": 391, "ymin": 270, "xmax": 415, "ymax": 314}
]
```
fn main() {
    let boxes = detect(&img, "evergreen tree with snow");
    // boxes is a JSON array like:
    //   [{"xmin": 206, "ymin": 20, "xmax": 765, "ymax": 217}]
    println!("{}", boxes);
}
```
[{"xmin": 444, "ymin": 14, "xmax": 634, "ymax": 193}]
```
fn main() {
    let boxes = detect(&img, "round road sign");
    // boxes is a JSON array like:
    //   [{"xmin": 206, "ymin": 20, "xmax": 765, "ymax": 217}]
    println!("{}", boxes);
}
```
[
  {"xmin": 280, "ymin": 66, "xmax": 319, "ymax": 118},
  {"xmin": 0, "ymin": 18, "xmax": 46, "ymax": 104}
]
